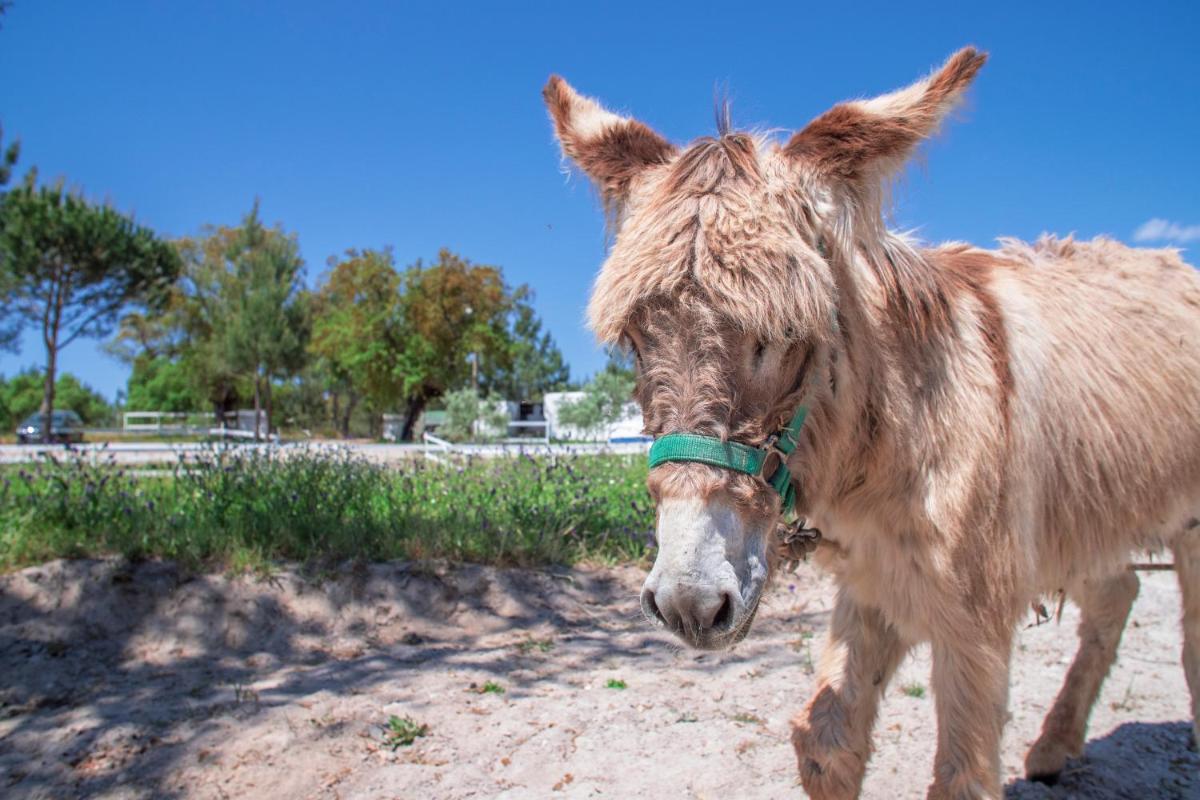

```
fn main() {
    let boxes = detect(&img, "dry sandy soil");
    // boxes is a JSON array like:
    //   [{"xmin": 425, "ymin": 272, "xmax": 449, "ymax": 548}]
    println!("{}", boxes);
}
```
[{"xmin": 0, "ymin": 558, "xmax": 1194, "ymax": 799}]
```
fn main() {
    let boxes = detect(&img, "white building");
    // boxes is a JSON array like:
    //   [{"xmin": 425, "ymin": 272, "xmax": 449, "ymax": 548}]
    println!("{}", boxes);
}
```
[{"xmin": 542, "ymin": 392, "xmax": 646, "ymax": 442}]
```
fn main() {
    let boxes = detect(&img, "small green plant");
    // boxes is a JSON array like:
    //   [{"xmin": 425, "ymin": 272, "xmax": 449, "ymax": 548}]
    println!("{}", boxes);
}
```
[
  {"xmin": 902, "ymin": 682, "xmax": 926, "ymax": 699},
  {"xmin": 731, "ymin": 712, "xmax": 765, "ymax": 726},
  {"xmin": 605, "ymin": 678, "xmax": 627, "ymax": 690},
  {"xmin": 382, "ymin": 715, "xmax": 429, "ymax": 749},
  {"xmin": 676, "ymin": 711, "xmax": 698, "ymax": 723},
  {"xmin": 517, "ymin": 637, "xmax": 555, "ymax": 654},
  {"xmin": 480, "ymin": 680, "xmax": 505, "ymax": 695}
]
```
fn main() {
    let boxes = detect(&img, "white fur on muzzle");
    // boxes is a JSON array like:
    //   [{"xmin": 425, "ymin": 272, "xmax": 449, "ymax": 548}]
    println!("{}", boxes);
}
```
[{"xmin": 641, "ymin": 496, "xmax": 769, "ymax": 649}]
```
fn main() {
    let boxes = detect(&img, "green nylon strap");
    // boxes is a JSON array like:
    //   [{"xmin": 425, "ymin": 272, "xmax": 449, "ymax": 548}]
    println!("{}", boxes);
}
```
[
  {"xmin": 647, "ymin": 403, "xmax": 809, "ymax": 515},
  {"xmin": 648, "ymin": 434, "xmax": 767, "ymax": 474}
]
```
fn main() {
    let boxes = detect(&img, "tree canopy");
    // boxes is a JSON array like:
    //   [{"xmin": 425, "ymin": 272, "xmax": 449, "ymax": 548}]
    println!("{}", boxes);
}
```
[
  {"xmin": 487, "ymin": 286, "xmax": 572, "ymax": 402},
  {"xmin": 309, "ymin": 248, "xmax": 404, "ymax": 436},
  {"xmin": 0, "ymin": 369, "xmax": 112, "ymax": 431},
  {"xmin": 0, "ymin": 123, "xmax": 17, "ymax": 189},
  {"xmin": 108, "ymin": 233, "xmax": 572, "ymax": 440},
  {"xmin": 557, "ymin": 351, "xmax": 635, "ymax": 441},
  {"xmin": 157, "ymin": 205, "xmax": 309, "ymax": 437},
  {"xmin": 0, "ymin": 177, "xmax": 180, "ymax": 440}
]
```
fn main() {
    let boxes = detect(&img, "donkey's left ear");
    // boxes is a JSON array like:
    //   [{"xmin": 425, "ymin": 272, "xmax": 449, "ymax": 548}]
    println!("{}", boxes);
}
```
[
  {"xmin": 784, "ymin": 48, "xmax": 987, "ymax": 183},
  {"xmin": 543, "ymin": 76, "xmax": 676, "ymax": 207}
]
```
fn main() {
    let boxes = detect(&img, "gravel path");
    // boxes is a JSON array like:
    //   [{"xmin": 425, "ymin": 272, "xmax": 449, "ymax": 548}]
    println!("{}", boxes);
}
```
[{"xmin": 0, "ymin": 559, "xmax": 1194, "ymax": 798}]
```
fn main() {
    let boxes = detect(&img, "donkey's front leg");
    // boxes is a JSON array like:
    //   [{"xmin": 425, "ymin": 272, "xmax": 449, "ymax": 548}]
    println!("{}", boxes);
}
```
[
  {"xmin": 927, "ymin": 628, "xmax": 1013, "ymax": 800},
  {"xmin": 792, "ymin": 590, "xmax": 909, "ymax": 800}
]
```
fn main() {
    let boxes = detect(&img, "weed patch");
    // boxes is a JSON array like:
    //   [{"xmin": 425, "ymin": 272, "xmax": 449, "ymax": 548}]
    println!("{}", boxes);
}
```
[
  {"xmin": 382, "ymin": 715, "xmax": 428, "ymax": 749},
  {"xmin": 0, "ymin": 447, "xmax": 655, "ymax": 571}
]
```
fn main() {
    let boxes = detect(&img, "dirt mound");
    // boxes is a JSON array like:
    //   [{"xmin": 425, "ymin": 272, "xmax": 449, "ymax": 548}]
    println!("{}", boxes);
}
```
[{"xmin": 0, "ymin": 558, "xmax": 1194, "ymax": 798}]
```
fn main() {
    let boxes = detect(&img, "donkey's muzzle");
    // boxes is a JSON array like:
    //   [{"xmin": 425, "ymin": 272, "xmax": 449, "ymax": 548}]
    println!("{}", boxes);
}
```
[
  {"xmin": 641, "ymin": 496, "xmax": 768, "ymax": 650},
  {"xmin": 640, "ymin": 579, "xmax": 744, "ymax": 647}
]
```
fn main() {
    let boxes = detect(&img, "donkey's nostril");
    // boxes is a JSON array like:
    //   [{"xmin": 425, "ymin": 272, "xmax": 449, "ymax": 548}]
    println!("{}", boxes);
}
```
[
  {"xmin": 641, "ymin": 587, "xmax": 670, "ymax": 628},
  {"xmin": 711, "ymin": 592, "xmax": 735, "ymax": 631}
]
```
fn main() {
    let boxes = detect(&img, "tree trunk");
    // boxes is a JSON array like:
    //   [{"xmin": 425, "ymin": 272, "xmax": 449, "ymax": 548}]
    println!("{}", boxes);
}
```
[
  {"xmin": 40, "ymin": 271, "xmax": 65, "ymax": 444},
  {"xmin": 264, "ymin": 377, "xmax": 273, "ymax": 442},
  {"xmin": 341, "ymin": 392, "xmax": 359, "ymax": 439},
  {"xmin": 331, "ymin": 392, "xmax": 341, "ymax": 436},
  {"xmin": 253, "ymin": 372, "xmax": 262, "ymax": 442},
  {"xmin": 40, "ymin": 343, "xmax": 57, "ymax": 444},
  {"xmin": 399, "ymin": 393, "xmax": 428, "ymax": 442}
]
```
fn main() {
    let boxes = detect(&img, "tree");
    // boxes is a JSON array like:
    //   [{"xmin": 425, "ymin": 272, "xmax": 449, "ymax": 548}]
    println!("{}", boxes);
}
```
[
  {"xmin": 0, "ymin": 368, "xmax": 112, "ymax": 430},
  {"xmin": 488, "ymin": 286, "xmax": 571, "ymax": 402},
  {"xmin": 309, "ymin": 249, "xmax": 404, "ymax": 437},
  {"xmin": 220, "ymin": 207, "xmax": 309, "ymax": 439},
  {"xmin": 139, "ymin": 205, "xmax": 310, "ymax": 438},
  {"xmin": 0, "ymin": 177, "xmax": 180, "ymax": 441},
  {"xmin": 392, "ymin": 249, "xmax": 514, "ymax": 441},
  {"xmin": 0, "ymin": 123, "xmax": 17, "ymax": 188},
  {"xmin": 439, "ymin": 387, "xmax": 511, "ymax": 443},
  {"xmin": 0, "ymin": 126, "xmax": 22, "ymax": 351},
  {"xmin": 125, "ymin": 355, "xmax": 204, "ymax": 412},
  {"xmin": 557, "ymin": 352, "xmax": 636, "ymax": 441}
]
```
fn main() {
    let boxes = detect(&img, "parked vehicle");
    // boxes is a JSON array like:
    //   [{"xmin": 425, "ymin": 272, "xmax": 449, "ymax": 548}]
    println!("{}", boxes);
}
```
[{"xmin": 15, "ymin": 411, "xmax": 85, "ymax": 444}]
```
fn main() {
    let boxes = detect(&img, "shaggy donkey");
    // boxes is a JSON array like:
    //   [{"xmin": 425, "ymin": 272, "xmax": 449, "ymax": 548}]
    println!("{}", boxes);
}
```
[{"xmin": 544, "ymin": 49, "xmax": 1200, "ymax": 799}]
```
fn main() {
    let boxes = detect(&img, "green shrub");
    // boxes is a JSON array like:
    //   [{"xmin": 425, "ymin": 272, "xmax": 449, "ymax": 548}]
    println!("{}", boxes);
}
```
[{"xmin": 0, "ymin": 447, "xmax": 655, "ymax": 571}]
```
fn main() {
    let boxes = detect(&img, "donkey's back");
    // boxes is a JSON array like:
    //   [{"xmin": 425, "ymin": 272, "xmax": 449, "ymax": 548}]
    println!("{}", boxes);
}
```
[{"xmin": 995, "ymin": 236, "xmax": 1200, "ymax": 586}]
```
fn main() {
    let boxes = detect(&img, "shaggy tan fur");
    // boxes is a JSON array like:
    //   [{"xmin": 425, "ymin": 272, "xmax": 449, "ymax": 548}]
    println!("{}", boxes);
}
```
[{"xmin": 545, "ymin": 48, "xmax": 1200, "ymax": 799}]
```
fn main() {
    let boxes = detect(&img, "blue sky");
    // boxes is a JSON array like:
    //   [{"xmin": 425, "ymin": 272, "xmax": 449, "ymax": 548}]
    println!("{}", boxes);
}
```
[{"xmin": 1, "ymin": 1, "xmax": 1197, "ymax": 401}]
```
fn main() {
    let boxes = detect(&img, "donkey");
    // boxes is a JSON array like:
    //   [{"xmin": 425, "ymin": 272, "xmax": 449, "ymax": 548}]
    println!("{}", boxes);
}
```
[{"xmin": 543, "ymin": 48, "xmax": 1200, "ymax": 798}]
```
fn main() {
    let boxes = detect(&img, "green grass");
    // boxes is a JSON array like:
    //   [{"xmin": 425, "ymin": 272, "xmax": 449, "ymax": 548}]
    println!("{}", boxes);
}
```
[
  {"xmin": 902, "ymin": 682, "xmax": 926, "ymax": 699},
  {"xmin": 605, "ymin": 678, "xmax": 627, "ymax": 690},
  {"xmin": 382, "ymin": 715, "xmax": 428, "ymax": 749},
  {"xmin": 0, "ymin": 447, "xmax": 655, "ymax": 572}
]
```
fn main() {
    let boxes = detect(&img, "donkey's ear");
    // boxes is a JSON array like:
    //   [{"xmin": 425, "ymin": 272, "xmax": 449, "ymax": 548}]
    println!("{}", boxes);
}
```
[
  {"xmin": 784, "ymin": 48, "xmax": 986, "ymax": 183},
  {"xmin": 543, "ymin": 76, "xmax": 676, "ymax": 206}
]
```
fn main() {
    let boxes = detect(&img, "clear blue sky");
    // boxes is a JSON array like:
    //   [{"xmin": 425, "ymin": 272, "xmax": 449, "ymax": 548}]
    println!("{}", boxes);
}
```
[{"xmin": 1, "ymin": 1, "xmax": 1197, "ymax": 401}]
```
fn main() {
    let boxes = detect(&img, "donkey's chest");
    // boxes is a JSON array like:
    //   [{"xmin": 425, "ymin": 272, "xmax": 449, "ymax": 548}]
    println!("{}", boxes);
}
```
[{"xmin": 812, "ymin": 514, "xmax": 955, "ymax": 642}]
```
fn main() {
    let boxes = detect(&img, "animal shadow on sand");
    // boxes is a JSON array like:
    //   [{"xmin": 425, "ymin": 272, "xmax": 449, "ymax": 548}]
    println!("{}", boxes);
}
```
[
  {"xmin": 0, "ymin": 557, "xmax": 685, "ymax": 798},
  {"xmin": 1005, "ymin": 721, "xmax": 1197, "ymax": 800}
]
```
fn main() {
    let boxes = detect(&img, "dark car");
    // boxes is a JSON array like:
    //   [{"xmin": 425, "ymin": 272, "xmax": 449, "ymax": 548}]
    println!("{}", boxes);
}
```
[{"xmin": 16, "ymin": 411, "xmax": 85, "ymax": 444}]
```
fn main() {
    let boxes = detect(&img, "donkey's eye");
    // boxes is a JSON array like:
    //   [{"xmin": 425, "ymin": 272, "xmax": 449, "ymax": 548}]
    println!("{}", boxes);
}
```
[{"xmin": 753, "ymin": 340, "xmax": 767, "ymax": 367}]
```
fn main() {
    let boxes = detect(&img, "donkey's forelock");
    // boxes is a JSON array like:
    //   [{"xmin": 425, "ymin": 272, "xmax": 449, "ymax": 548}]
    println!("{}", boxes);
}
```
[{"xmin": 586, "ymin": 130, "xmax": 839, "ymax": 348}]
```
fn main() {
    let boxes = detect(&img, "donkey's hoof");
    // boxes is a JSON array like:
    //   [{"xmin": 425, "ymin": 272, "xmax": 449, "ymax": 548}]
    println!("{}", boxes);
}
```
[{"xmin": 792, "ymin": 725, "xmax": 865, "ymax": 800}]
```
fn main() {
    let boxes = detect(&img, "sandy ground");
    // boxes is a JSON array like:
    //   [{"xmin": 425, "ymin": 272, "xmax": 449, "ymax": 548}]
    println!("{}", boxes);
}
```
[{"xmin": 0, "ymin": 558, "xmax": 1194, "ymax": 799}]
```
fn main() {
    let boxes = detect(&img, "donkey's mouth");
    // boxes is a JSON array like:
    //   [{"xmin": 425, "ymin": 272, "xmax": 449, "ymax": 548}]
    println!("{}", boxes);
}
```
[
  {"xmin": 701, "ymin": 595, "xmax": 762, "ymax": 650},
  {"xmin": 641, "ymin": 582, "xmax": 765, "ymax": 651}
]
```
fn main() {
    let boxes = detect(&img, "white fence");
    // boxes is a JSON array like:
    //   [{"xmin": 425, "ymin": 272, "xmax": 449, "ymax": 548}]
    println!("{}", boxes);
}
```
[
  {"xmin": 122, "ymin": 411, "xmax": 195, "ymax": 433},
  {"xmin": 121, "ymin": 410, "xmax": 276, "ymax": 438}
]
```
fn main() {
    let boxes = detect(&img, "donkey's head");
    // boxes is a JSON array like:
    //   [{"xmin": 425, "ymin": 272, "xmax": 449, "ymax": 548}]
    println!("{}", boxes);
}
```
[{"xmin": 545, "ymin": 49, "xmax": 985, "ymax": 649}]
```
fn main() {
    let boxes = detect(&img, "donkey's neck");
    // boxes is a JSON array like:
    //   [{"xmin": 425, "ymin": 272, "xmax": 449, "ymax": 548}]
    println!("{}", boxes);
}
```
[{"xmin": 801, "ymin": 232, "xmax": 953, "ymax": 517}]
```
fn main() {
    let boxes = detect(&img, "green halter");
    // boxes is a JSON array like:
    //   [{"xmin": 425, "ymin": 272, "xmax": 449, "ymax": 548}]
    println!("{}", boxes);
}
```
[{"xmin": 646, "ymin": 403, "xmax": 810, "ymax": 515}]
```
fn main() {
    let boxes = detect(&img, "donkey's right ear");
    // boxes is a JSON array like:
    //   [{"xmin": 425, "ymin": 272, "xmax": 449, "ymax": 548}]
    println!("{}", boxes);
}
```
[{"xmin": 543, "ymin": 76, "xmax": 676, "ymax": 207}]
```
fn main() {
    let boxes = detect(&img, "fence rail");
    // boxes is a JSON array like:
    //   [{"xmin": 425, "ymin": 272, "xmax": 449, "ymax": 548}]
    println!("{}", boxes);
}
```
[{"xmin": 122, "ymin": 411, "xmax": 199, "ymax": 433}]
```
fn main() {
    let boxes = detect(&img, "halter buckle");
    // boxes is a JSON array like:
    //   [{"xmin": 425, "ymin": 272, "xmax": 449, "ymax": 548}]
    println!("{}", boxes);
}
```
[{"xmin": 758, "ymin": 435, "xmax": 788, "ymax": 483}]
